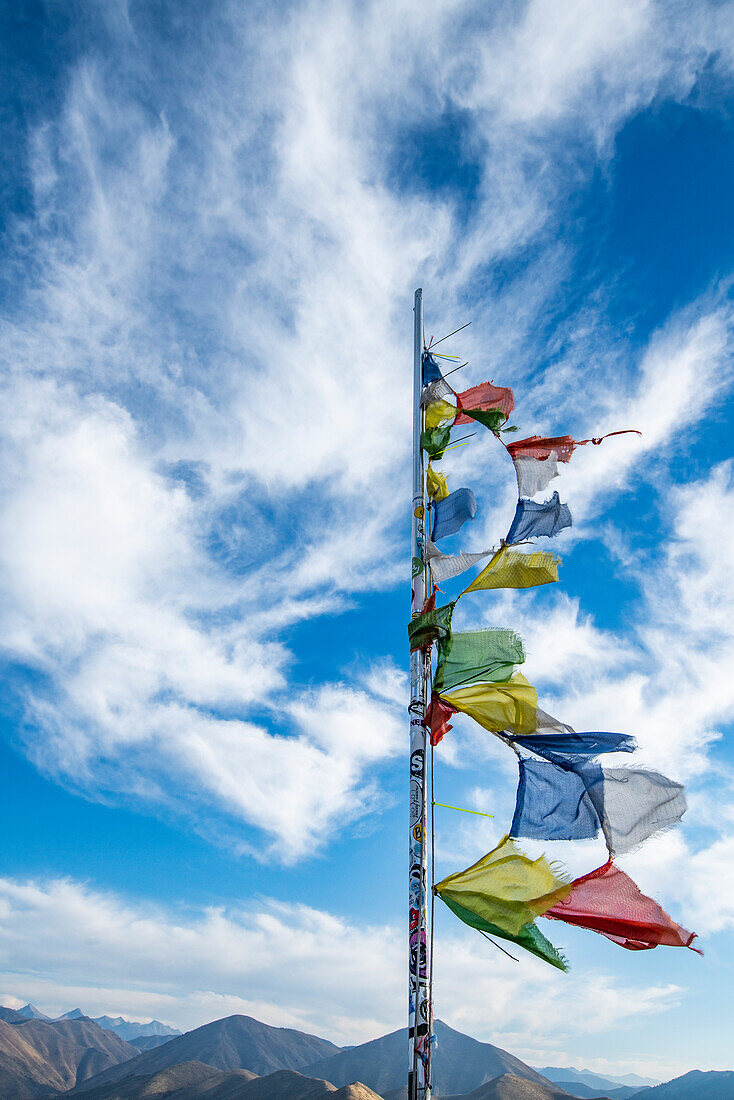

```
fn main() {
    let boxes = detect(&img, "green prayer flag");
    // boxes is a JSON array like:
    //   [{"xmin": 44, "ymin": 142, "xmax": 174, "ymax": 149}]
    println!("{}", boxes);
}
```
[
  {"xmin": 434, "ymin": 628, "xmax": 525, "ymax": 692},
  {"xmin": 408, "ymin": 601, "xmax": 455, "ymax": 650},
  {"xmin": 462, "ymin": 407, "xmax": 509, "ymax": 433},
  {"xmin": 438, "ymin": 893, "xmax": 568, "ymax": 971},
  {"xmin": 421, "ymin": 424, "xmax": 452, "ymax": 458}
]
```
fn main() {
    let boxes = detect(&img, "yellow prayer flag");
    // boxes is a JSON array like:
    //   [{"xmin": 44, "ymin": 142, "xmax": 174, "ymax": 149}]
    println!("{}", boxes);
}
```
[
  {"xmin": 435, "ymin": 835, "xmax": 571, "ymax": 937},
  {"xmin": 462, "ymin": 545, "xmax": 560, "ymax": 594},
  {"xmin": 425, "ymin": 399, "xmax": 457, "ymax": 429},
  {"xmin": 426, "ymin": 464, "xmax": 449, "ymax": 501},
  {"xmin": 440, "ymin": 673, "xmax": 537, "ymax": 734}
]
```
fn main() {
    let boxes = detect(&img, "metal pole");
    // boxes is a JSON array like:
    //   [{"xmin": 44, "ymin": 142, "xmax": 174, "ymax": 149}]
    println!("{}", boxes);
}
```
[{"xmin": 409, "ymin": 288, "xmax": 432, "ymax": 1100}]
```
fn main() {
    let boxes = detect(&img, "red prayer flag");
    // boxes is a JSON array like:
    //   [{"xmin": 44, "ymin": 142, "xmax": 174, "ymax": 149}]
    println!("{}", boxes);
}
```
[
  {"xmin": 507, "ymin": 435, "xmax": 576, "ymax": 462},
  {"xmin": 454, "ymin": 383, "xmax": 514, "ymax": 425},
  {"xmin": 543, "ymin": 860, "xmax": 701, "ymax": 953},
  {"xmin": 426, "ymin": 693, "xmax": 457, "ymax": 746}
]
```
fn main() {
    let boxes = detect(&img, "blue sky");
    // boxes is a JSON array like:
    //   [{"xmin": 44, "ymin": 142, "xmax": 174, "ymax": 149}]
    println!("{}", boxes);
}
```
[{"xmin": 1, "ymin": 0, "xmax": 734, "ymax": 1083}]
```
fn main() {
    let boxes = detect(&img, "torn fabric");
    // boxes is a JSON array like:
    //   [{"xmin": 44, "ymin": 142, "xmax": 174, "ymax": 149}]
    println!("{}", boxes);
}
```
[
  {"xmin": 543, "ymin": 860, "xmax": 700, "ymax": 953},
  {"xmin": 426, "ymin": 693, "xmax": 457, "ymax": 746},
  {"xmin": 425, "ymin": 399, "xmax": 457, "ymax": 429},
  {"xmin": 435, "ymin": 835, "xmax": 571, "ymax": 937},
  {"xmin": 511, "ymin": 731, "xmax": 637, "ymax": 764},
  {"xmin": 434, "ymin": 629, "xmax": 525, "ymax": 693},
  {"xmin": 506, "ymin": 491, "xmax": 571, "ymax": 544},
  {"xmin": 426, "ymin": 465, "xmax": 449, "ymax": 502},
  {"xmin": 408, "ymin": 601, "xmax": 455, "ymax": 651},
  {"xmin": 421, "ymin": 425, "xmax": 452, "ymax": 459},
  {"xmin": 431, "ymin": 488, "xmax": 477, "ymax": 541},
  {"xmin": 462, "ymin": 408, "xmax": 509, "ymax": 433},
  {"xmin": 510, "ymin": 761, "xmax": 686, "ymax": 853},
  {"xmin": 462, "ymin": 545, "xmax": 560, "ymax": 594},
  {"xmin": 421, "ymin": 376, "xmax": 455, "ymax": 406},
  {"xmin": 454, "ymin": 383, "xmax": 515, "ymax": 424},
  {"xmin": 438, "ymin": 892, "xmax": 568, "ymax": 971},
  {"xmin": 440, "ymin": 673, "xmax": 537, "ymax": 735},
  {"xmin": 425, "ymin": 540, "xmax": 493, "ymax": 584},
  {"xmin": 507, "ymin": 435, "xmax": 576, "ymax": 462},
  {"xmin": 514, "ymin": 452, "xmax": 559, "ymax": 498},
  {"xmin": 422, "ymin": 352, "xmax": 445, "ymax": 385}
]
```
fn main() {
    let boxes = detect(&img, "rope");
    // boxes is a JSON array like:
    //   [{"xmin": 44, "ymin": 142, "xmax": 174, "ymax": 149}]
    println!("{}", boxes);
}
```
[
  {"xmin": 478, "ymin": 929, "xmax": 519, "ymax": 961},
  {"xmin": 432, "ymin": 801, "xmax": 494, "ymax": 819}
]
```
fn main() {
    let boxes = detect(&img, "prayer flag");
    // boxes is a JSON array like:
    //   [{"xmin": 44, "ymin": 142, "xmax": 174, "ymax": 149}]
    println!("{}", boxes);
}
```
[
  {"xmin": 431, "ymin": 488, "xmax": 477, "ymax": 541},
  {"xmin": 511, "ymin": 759, "xmax": 603, "ymax": 841},
  {"xmin": 408, "ymin": 601, "xmax": 455, "ymax": 651},
  {"xmin": 422, "ymin": 352, "xmax": 444, "ymax": 385},
  {"xmin": 510, "ymin": 761, "xmax": 686, "ymax": 853},
  {"xmin": 425, "ymin": 399, "xmax": 457, "ymax": 429},
  {"xmin": 507, "ymin": 435, "xmax": 576, "ymax": 462},
  {"xmin": 435, "ymin": 629, "xmax": 525, "ymax": 693},
  {"xmin": 513, "ymin": 452, "xmax": 559, "ymax": 498},
  {"xmin": 421, "ymin": 376, "xmax": 455, "ymax": 406},
  {"xmin": 421, "ymin": 425, "xmax": 452, "ymax": 459},
  {"xmin": 440, "ymin": 673, "xmax": 537, "ymax": 735},
  {"xmin": 543, "ymin": 860, "xmax": 700, "ymax": 953},
  {"xmin": 435, "ymin": 835, "xmax": 571, "ymax": 937},
  {"xmin": 454, "ymin": 383, "xmax": 515, "ymax": 425},
  {"xmin": 438, "ymin": 892, "xmax": 568, "ymax": 970},
  {"xmin": 426, "ymin": 693, "xmax": 457, "ymax": 746},
  {"xmin": 425, "ymin": 540, "xmax": 494, "ymax": 584},
  {"xmin": 506, "ymin": 491, "xmax": 571, "ymax": 544},
  {"xmin": 462, "ymin": 408, "xmax": 509, "ymax": 433},
  {"xmin": 512, "ymin": 731, "xmax": 636, "ymax": 763},
  {"xmin": 462, "ymin": 546, "xmax": 560, "ymax": 593},
  {"xmin": 594, "ymin": 767, "xmax": 687, "ymax": 856},
  {"xmin": 426, "ymin": 465, "xmax": 449, "ymax": 502}
]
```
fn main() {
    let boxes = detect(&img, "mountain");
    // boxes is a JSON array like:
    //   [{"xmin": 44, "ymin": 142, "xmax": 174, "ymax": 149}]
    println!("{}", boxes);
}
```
[
  {"xmin": 73, "ymin": 1064, "xmax": 384, "ymax": 1100},
  {"xmin": 0, "ymin": 1007, "xmax": 28, "ymax": 1024},
  {"xmin": 445, "ymin": 1075, "xmax": 604, "ymax": 1100},
  {"xmin": 539, "ymin": 1069, "xmax": 644, "ymax": 1092},
  {"xmin": 0, "ymin": 1017, "xmax": 137, "ymax": 1098},
  {"xmin": 627, "ymin": 1070, "xmax": 734, "ymax": 1099},
  {"xmin": 302, "ymin": 1020, "xmax": 551, "ymax": 1097},
  {"xmin": 128, "ymin": 1033, "xmax": 176, "ymax": 1052},
  {"xmin": 72, "ymin": 1015, "xmax": 342, "ymax": 1093},
  {"xmin": 55, "ymin": 1010, "xmax": 182, "ymax": 1042},
  {"xmin": 17, "ymin": 1005, "xmax": 53, "ymax": 1022},
  {"xmin": 551, "ymin": 1085, "xmax": 636, "ymax": 1099}
]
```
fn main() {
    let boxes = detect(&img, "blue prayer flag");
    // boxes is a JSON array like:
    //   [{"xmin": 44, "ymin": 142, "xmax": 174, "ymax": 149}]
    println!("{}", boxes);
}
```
[
  {"xmin": 510, "ymin": 758, "xmax": 603, "ymax": 841},
  {"xmin": 506, "ymin": 491, "xmax": 571, "ymax": 544},
  {"xmin": 512, "ymin": 732, "xmax": 636, "ymax": 765},
  {"xmin": 431, "ymin": 488, "xmax": 477, "ymax": 542},
  {"xmin": 422, "ymin": 352, "xmax": 444, "ymax": 384}
]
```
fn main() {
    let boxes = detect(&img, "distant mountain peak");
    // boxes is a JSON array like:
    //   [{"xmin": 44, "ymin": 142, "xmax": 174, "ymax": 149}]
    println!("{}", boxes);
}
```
[{"xmin": 17, "ymin": 1003, "xmax": 52, "ymax": 1021}]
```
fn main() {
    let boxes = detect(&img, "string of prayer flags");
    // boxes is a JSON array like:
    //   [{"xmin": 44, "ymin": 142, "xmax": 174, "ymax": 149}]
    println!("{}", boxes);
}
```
[
  {"xmin": 454, "ymin": 382, "xmax": 515, "ymax": 424},
  {"xmin": 440, "ymin": 672, "xmax": 537, "ymax": 735},
  {"xmin": 435, "ymin": 835, "xmax": 571, "ymax": 937},
  {"xmin": 543, "ymin": 860, "xmax": 700, "ymax": 953},
  {"xmin": 421, "ymin": 425, "xmax": 452, "ymax": 459},
  {"xmin": 510, "ymin": 761, "xmax": 687, "ymax": 854},
  {"xmin": 462, "ymin": 545, "xmax": 560, "ymax": 593},
  {"xmin": 426, "ymin": 693, "xmax": 457, "ymax": 746},
  {"xmin": 513, "ymin": 452, "xmax": 559, "ymax": 498},
  {"xmin": 512, "ymin": 731, "xmax": 637, "ymax": 763},
  {"xmin": 426, "ymin": 465, "xmax": 449, "ymax": 502},
  {"xmin": 438, "ymin": 889, "xmax": 568, "ymax": 971},
  {"xmin": 425, "ymin": 540, "xmax": 494, "ymax": 584},
  {"xmin": 431, "ymin": 488, "xmax": 477, "ymax": 541},
  {"xmin": 408, "ymin": 601, "xmax": 455, "ymax": 651},
  {"xmin": 506, "ymin": 491, "xmax": 572, "ymax": 544},
  {"xmin": 434, "ymin": 628, "xmax": 525, "ymax": 693}
]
